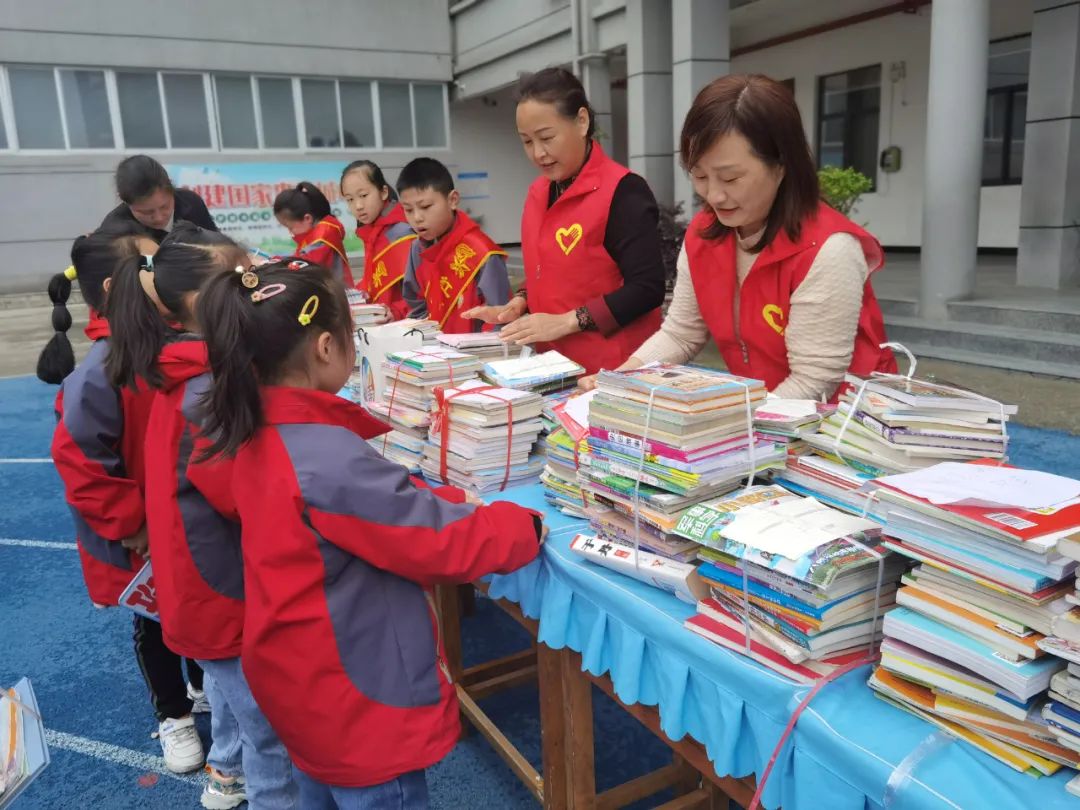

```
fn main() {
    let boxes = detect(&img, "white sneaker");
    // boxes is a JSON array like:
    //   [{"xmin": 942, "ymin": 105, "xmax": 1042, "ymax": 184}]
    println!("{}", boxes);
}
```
[
  {"xmin": 187, "ymin": 683, "xmax": 211, "ymax": 714},
  {"xmin": 157, "ymin": 715, "xmax": 205, "ymax": 773}
]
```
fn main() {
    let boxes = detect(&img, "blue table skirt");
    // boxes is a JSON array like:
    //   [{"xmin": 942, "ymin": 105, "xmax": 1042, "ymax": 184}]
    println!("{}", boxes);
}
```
[{"xmin": 482, "ymin": 484, "xmax": 1080, "ymax": 809}]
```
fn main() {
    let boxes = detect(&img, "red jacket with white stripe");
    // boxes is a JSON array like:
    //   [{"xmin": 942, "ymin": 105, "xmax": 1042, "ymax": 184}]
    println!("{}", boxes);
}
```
[
  {"xmin": 233, "ymin": 386, "xmax": 542, "ymax": 786},
  {"xmin": 143, "ymin": 337, "xmax": 244, "ymax": 660},
  {"xmin": 294, "ymin": 215, "xmax": 355, "ymax": 288},
  {"xmin": 51, "ymin": 316, "xmax": 148, "ymax": 606}
]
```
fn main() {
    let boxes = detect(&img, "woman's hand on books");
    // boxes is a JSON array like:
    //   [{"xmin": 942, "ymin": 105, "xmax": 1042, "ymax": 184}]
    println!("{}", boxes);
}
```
[
  {"xmin": 577, "ymin": 374, "xmax": 598, "ymax": 392},
  {"xmin": 463, "ymin": 296, "xmax": 528, "ymax": 326},
  {"xmin": 499, "ymin": 311, "xmax": 578, "ymax": 345},
  {"xmin": 374, "ymin": 305, "xmax": 392, "ymax": 325}
]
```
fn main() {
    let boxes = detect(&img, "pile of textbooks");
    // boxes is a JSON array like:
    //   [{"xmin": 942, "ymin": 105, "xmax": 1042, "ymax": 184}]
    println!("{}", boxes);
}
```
[
  {"xmin": 753, "ymin": 397, "xmax": 831, "ymax": 448},
  {"xmin": 482, "ymin": 351, "xmax": 585, "ymax": 395},
  {"xmin": 778, "ymin": 375, "xmax": 1016, "ymax": 514},
  {"xmin": 540, "ymin": 390, "xmax": 592, "ymax": 517},
  {"xmin": 869, "ymin": 462, "xmax": 1080, "ymax": 776},
  {"xmin": 369, "ymin": 347, "xmax": 483, "ymax": 471},
  {"xmin": 677, "ymin": 484, "xmax": 905, "ymax": 683},
  {"xmin": 436, "ymin": 331, "xmax": 523, "ymax": 363},
  {"xmin": 578, "ymin": 366, "xmax": 786, "ymax": 565},
  {"xmin": 421, "ymin": 379, "xmax": 546, "ymax": 494}
]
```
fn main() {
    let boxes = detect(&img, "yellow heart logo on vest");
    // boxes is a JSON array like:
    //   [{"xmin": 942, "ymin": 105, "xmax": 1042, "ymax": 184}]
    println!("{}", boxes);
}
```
[
  {"xmin": 762, "ymin": 304, "xmax": 786, "ymax": 335},
  {"xmin": 555, "ymin": 223, "xmax": 583, "ymax": 256}
]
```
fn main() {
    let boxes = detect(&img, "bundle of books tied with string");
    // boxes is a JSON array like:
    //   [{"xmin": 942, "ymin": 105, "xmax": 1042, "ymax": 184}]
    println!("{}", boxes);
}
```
[
  {"xmin": 421, "ymin": 379, "xmax": 546, "ymax": 494},
  {"xmin": 674, "ymin": 484, "xmax": 906, "ymax": 683},
  {"xmin": 867, "ymin": 461, "xmax": 1080, "ymax": 778},
  {"xmin": 435, "ymin": 331, "xmax": 525, "ymax": 363},
  {"xmin": 481, "ymin": 350, "xmax": 585, "ymax": 395},
  {"xmin": 540, "ymin": 390, "xmax": 593, "ymax": 518},
  {"xmin": 777, "ymin": 345, "xmax": 1017, "ymax": 515},
  {"xmin": 569, "ymin": 365, "xmax": 790, "ymax": 603},
  {"xmin": 367, "ymin": 347, "xmax": 483, "ymax": 472},
  {"xmin": 576, "ymin": 366, "xmax": 787, "ymax": 565}
]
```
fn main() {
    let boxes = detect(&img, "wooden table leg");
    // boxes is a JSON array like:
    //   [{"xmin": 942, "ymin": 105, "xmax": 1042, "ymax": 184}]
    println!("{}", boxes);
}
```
[
  {"xmin": 539, "ymin": 643, "xmax": 569, "ymax": 810},
  {"xmin": 435, "ymin": 584, "xmax": 469, "ymax": 739},
  {"xmin": 561, "ymin": 646, "xmax": 597, "ymax": 808}
]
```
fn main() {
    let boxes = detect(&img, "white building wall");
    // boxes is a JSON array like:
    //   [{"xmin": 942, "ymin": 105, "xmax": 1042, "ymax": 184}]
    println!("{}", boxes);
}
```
[{"xmin": 730, "ymin": 0, "xmax": 1032, "ymax": 248}]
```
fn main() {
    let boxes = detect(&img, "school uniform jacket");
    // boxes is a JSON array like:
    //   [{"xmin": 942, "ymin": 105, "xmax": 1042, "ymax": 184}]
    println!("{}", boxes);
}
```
[
  {"xmin": 144, "ymin": 337, "xmax": 245, "ymax": 660},
  {"xmin": 233, "ymin": 386, "xmax": 542, "ymax": 786},
  {"xmin": 357, "ymin": 203, "xmax": 416, "ymax": 319},
  {"xmin": 294, "ymin": 215, "xmax": 356, "ymax": 288},
  {"xmin": 51, "ymin": 316, "xmax": 148, "ymax": 606}
]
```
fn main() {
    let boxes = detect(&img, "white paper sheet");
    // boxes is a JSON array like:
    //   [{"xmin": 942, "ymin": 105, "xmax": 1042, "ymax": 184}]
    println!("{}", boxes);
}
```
[
  {"xmin": 720, "ymin": 497, "xmax": 880, "ymax": 560},
  {"xmin": 878, "ymin": 462, "xmax": 1080, "ymax": 510},
  {"xmin": 562, "ymin": 390, "xmax": 597, "ymax": 432}
]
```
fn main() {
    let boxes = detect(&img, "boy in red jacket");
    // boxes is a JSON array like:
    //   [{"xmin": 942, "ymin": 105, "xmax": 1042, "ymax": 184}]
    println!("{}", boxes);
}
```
[
  {"xmin": 196, "ymin": 263, "xmax": 545, "ymax": 807},
  {"xmin": 397, "ymin": 158, "xmax": 510, "ymax": 333}
]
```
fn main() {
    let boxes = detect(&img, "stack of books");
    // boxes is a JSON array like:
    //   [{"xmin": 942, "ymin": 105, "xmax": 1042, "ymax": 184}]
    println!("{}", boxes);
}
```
[
  {"xmin": 868, "ymin": 463, "xmax": 1080, "ymax": 776},
  {"xmin": 678, "ymin": 485, "xmax": 905, "ymax": 681},
  {"xmin": 804, "ymin": 374, "xmax": 1014, "ymax": 476},
  {"xmin": 421, "ymin": 379, "xmax": 546, "ymax": 493},
  {"xmin": 369, "ymin": 348, "xmax": 483, "ymax": 471},
  {"xmin": 436, "ymin": 331, "xmax": 523, "ymax": 363},
  {"xmin": 540, "ymin": 390, "xmax": 593, "ymax": 518},
  {"xmin": 1035, "ymin": 530, "xmax": 1080, "ymax": 760},
  {"xmin": 753, "ymin": 398, "xmax": 831, "ymax": 448},
  {"xmin": 482, "ymin": 351, "xmax": 585, "ymax": 395},
  {"xmin": 577, "ymin": 366, "xmax": 786, "ymax": 565}
]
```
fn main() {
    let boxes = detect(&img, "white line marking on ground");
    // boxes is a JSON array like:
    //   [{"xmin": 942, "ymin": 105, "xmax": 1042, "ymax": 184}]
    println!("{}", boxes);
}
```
[
  {"xmin": 0, "ymin": 458, "xmax": 53, "ymax": 463},
  {"xmin": 0, "ymin": 538, "xmax": 77, "ymax": 550},
  {"xmin": 44, "ymin": 728, "xmax": 205, "ymax": 787}
]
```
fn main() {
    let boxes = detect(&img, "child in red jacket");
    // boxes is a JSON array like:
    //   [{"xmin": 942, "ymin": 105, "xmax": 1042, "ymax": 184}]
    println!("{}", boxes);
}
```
[
  {"xmin": 340, "ymin": 159, "xmax": 416, "ymax": 319},
  {"xmin": 195, "ymin": 263, "xmax": 546, "ymax": 808},
  {"xmin": 273, "ymin": 182, "xmax": 355, "ymax": 288},
  {"xmin": 105, "ymin": 223, "xmax": 299, "ymax": 809},
  {"xmin": 40, "ymin": 225, "xmax": 211, "ymax": 775}
]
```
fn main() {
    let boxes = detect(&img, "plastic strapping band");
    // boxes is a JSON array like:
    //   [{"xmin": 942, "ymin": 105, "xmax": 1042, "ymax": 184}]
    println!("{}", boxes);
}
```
[
  {"xmin": 881, "ymin": 730, "xmax": 955, "ymax": 808},
  {"xmin": 747, "ymin": 655, "xmax": 876, "ymax": 810},
  {"xmin": 630, "ymin": 386, "xmax": 660, "ymax": 571}
]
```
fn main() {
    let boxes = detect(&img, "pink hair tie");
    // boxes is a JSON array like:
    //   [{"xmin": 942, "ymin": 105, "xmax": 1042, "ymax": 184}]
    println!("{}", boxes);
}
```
[{"xmin": 251, "ymin": 283, "xmax": 287, "ymax": 303}]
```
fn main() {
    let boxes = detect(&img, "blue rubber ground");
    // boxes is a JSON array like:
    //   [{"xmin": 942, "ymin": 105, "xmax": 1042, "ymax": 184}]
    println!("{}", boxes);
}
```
[{"xmin": 3, "ymin": 373, "xmax": 1078, "ymax": 809}]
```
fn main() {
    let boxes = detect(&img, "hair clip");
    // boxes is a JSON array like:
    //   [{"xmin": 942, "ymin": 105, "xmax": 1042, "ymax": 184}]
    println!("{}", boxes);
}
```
[
  {"xmin": 63, "ymin": 265, "xmax": 77, "ymax": 281},
  {"xmin": 235, "ymin": 264, "xmax": 260, "ymax": 289},
  {"xmin": 298, "ymin": 294, "xmax": 320, "ymax": 326},
  {"xmin": 251, "ymin": 283, "xmax": 286, "ymax": 303},
  {"xmin": 287, "ymin": 260, "xmax": 309, "ymax": 271},
  {"xmin": 141, "ymin": 254, "xmax": 154, "ymax": 272}
]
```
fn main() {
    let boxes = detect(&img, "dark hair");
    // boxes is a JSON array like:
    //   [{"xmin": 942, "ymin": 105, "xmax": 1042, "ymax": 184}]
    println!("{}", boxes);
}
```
[
  {"xmin": 516, "ymin": 67, "xmax": 595, "ymax": 140},
  {"xmin": 116, "ymin": 155, "xmax": 174, "ymax": 204},
  {"xmin": 273, "ymin": 182, "xmax": 333, "ymax": 222},
  {"xmin": 36, "ymin": 225, "xmax": 145, "ymax": 384},
  {"xmin": 396, "ymin": 158, "xmax": 455, "ymax": 197},
  {"xmin": 341, "ymin": 160, "xmax": 398, "ymax": 203},
  {"xmin": 680, "ymin": 74, "xmax": 820, "ymax": 252},
  {"xmin": 197, "ymin": 262, "xmax": 353, "ymax": 460},
  {"xmin": 105, "ymin": 222, "xmax": 243, "ymax": 390}
]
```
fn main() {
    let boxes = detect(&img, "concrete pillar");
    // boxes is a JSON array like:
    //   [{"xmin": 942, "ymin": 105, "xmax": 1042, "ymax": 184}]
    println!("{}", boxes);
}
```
[
  {"xmin": 582, "ymin": 59, "xmax": 614, "ymax": 154},
  {"xmin": 626, "ymin": 0, "xmax": 674, "ymax": 205},
  {"xmin": 672, "ymin": 0, "xmax": 730, "ymax": 217},
  {"xmin": 1017, "ymin": 0, "xmax": 1080, "ymax": 289},
  {"xmin": 918, "ymin": 0, "xmax": 990, "ymax": 320}
]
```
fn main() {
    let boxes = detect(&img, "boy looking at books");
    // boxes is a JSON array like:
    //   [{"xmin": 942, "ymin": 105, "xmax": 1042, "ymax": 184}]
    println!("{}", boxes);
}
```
[{"xmin": 397, "ymin": 158, "xmax": 511, "ymax": 333}]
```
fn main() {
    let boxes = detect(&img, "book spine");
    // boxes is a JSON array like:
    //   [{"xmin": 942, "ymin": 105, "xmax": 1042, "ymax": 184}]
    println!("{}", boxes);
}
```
[
  {"xmin": 589, "ymin": 427, "xmax": 691, "ymax": 461},
  {"xmin": 711, "ymin": 591, "xmax": 813, "ymax": 648}
]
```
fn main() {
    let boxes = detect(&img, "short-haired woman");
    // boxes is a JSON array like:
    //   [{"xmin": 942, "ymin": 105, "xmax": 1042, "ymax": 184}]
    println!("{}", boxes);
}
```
[
  {"xmin": 598, "ymin": 74, "xmax": 896, "ymax": 401},
  {"xmin": 100, "ymin": 154, "xmax": 218, "ymax": 242}
]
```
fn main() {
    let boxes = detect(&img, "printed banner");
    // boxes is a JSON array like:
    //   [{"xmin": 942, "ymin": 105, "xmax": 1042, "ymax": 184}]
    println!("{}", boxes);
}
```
[{"xmin": 166, "ymin": 162, "xmax": 362, "ymax": 257}]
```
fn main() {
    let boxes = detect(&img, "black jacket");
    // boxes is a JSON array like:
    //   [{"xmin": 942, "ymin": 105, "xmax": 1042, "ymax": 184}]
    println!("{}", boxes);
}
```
[{"xmin": 99, "ymin": 188, "xmax": 218, "ymax": 242}]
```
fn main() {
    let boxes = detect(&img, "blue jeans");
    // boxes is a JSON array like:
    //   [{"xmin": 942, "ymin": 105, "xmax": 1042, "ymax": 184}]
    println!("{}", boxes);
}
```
[
  {"xmin": 293, "ymin": 767, "xmax": 429, "ymax": 810},
  {"xmin": 198, "ymin": 657, "xmax": 299, "ymax": 809}
]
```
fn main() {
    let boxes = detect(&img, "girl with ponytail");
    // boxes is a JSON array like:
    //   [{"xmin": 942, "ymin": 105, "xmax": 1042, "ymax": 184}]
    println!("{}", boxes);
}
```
[
  {"xmin": 195, "ymin": 262, "xmax": 546, "ymax": 805},
  {"xmin": 340, "ymin": 160, "xmax": 416, "ymax": 320},
  {"xmin": 47, "ymin": 224, "xmax": 212, "ymax": 777},
  {"xmin": 272, "ymin": 181, "xmax": 356, "ymax": 288},
  {"xmin": 105, "ymin": 223, "xmax": 298, "ymax": 807}
]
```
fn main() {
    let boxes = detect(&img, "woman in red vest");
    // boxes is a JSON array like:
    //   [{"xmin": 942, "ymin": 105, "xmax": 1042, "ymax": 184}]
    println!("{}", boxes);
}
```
[
  {"xmin": 341, "ymin": 160, "xmax": 417, "ymax": 319},
  {"xmin": 598, "ymin": 74, "xmax": 895, "ymax": 401},
  {"xmin": 463, "ymin": 67, "xmax": 667, "ymax": 374}
]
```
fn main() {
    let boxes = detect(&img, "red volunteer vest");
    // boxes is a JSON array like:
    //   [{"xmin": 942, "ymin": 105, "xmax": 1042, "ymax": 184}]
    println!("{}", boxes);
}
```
[
  {"xmin": 521, "ymin": 143, "xmax": 661, "ymax": 375},
  {"xmin": 416, "ymin": 210, "xmax": 506, "ymax": 334},
  {"xmin": 357, "ymin": 203, "xmax": 416, "ymax": 317},
  {"xmin": 294, "ymin": 215, "xmax": 355, "ymax": 288},
  {"xmin": 685, "ymin": 203, "xmax": 896, "ymax": 400}
]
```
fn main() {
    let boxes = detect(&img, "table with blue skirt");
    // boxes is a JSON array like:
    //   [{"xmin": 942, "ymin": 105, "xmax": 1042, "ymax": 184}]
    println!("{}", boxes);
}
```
[{"xmin": 436, "ymin": 482, "xmax": 1080, "ymax": 809}]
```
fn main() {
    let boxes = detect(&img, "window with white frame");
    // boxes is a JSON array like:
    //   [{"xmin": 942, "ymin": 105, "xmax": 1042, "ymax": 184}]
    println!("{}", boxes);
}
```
[
  {"xmin": 0, "ymin": 65, "xmax": 447, "ymax": 153},
  {"xmin": 0, "ymin": 65, "xmax": 448, "ymax": 153}
]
